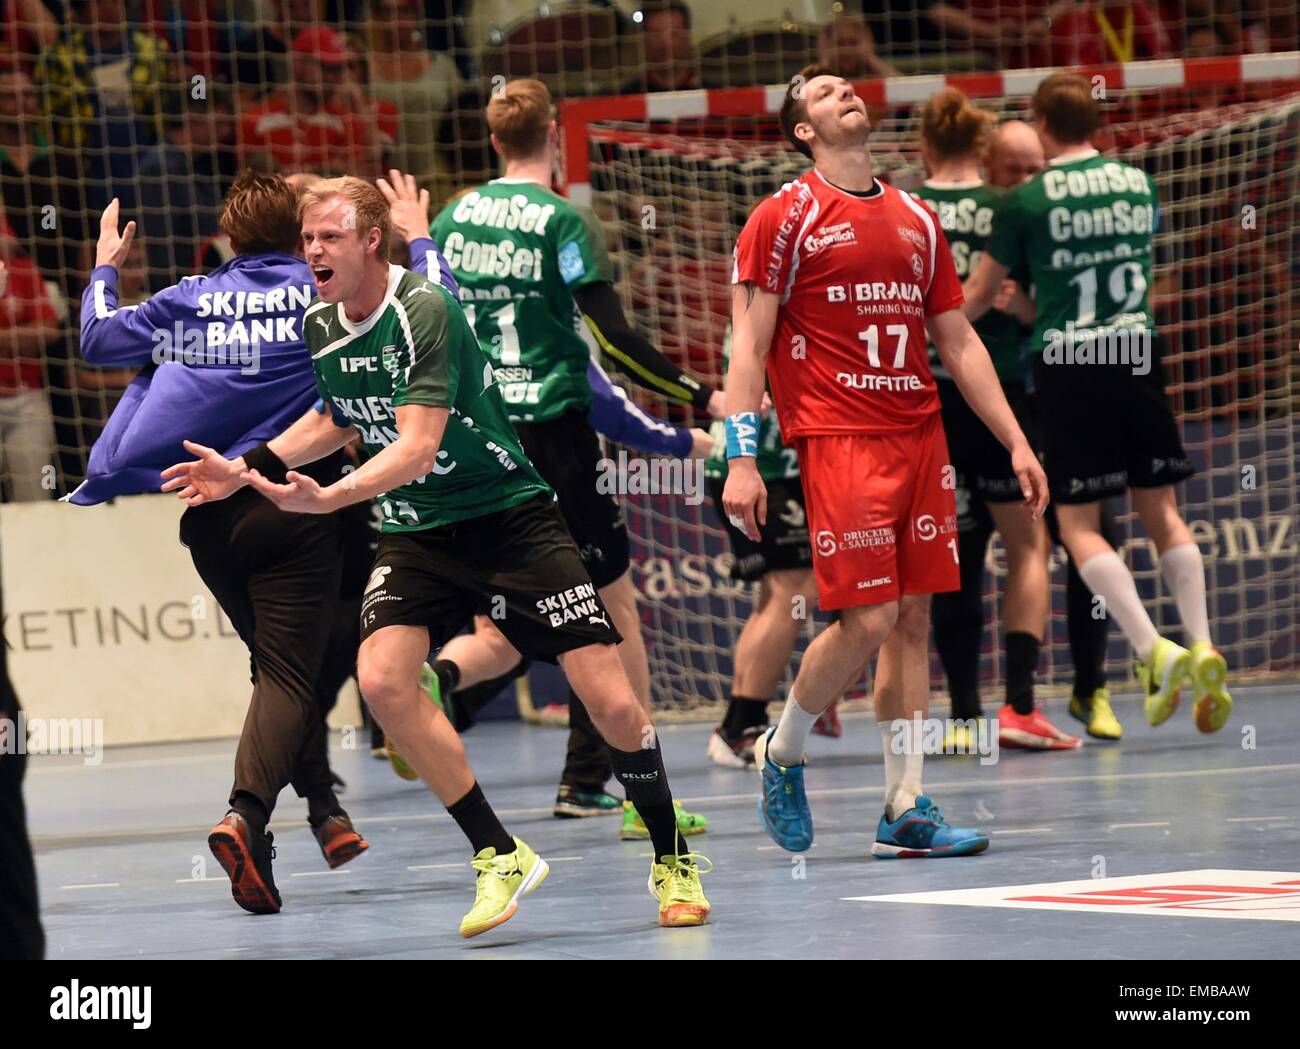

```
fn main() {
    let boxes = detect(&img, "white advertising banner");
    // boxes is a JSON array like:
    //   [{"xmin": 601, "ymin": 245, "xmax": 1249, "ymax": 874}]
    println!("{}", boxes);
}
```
[{"xmin": 1, "ymin": 496, "xmax": 359, "ymax": 746}]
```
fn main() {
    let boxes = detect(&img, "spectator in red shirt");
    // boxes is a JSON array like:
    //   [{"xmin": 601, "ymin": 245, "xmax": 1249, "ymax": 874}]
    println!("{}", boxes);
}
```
[
  {"xmin": 239, "ymin": 26, "xmax": 382, "ymax": 177},
  {"xmin": 1, "ymin": 0, "xmax": 58, "ymax": 71},
  {"xmin": 1040, "ymin": 1, "xmax": 1173, "ymax": 67},
  {"xmin": 0, "ymin": 227, "xmax": 59, "ymax": 502}
]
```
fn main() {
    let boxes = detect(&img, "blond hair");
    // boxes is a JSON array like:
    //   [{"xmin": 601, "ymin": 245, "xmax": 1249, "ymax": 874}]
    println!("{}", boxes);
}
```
[
  {"xmin": 487, "ymin": 78, "xmax": 553, "ymax": 159},
  {"xmin": 297, "ymin": 176, "xmax": 393, "ymax": 261},
  {"xmin": 920, "ymin": 87, "xmax": 993, "ymax": 162}
]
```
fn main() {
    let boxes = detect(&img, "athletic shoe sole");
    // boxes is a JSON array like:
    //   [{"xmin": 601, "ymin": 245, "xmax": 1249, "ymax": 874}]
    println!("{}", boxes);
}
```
[
  {"xmin": 208, "ymin": 824, "xmax": 281, "ymax": 915},
  {"xmin": 460, "ymin": 855, "xmax": 550, "ymax": 939},
  {"xmin": 998, "ymin": 727, "xmax": 1081, "ymax": 750},
  {"xmin": 646, "ymin": 871, "xmax": 710, "ymax": 927},
  {"xmin": 553, "ymin": 802, "xmax": 622, "ymax": 818},
  {"xmin": 872, "ymin": 836, "xmax": 990, "ymax": 859},
  {"xmin": 1191, "ymin": 650, "xmax": 1232, "ymax": 733},
  {"xmin": 386, "ymin": 739, "xmax": 419, "ymax": 781},
  {"xmin": 319, "ymin": 830, "xmax": 369, "ymax": 869},
  {"xmin": 1144, "ymin": 648, "xmax": 1191, "ymax": 726}
]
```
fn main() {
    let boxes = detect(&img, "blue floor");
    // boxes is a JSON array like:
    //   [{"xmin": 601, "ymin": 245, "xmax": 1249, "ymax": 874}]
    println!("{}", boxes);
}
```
[{"xmin": 27, "ymin": 683, "xmax": 1300, "ymax": 959}]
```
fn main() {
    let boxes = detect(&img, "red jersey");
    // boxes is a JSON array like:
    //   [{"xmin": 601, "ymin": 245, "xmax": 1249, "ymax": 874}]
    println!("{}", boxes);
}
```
[
  {"xmin": 0, "ymin": 250, "xmax": 55, "ymax": 394},
  {"xmin": 732, "ymin": 169, "xmax": 964, "ymax": 438},
  {"xmin": 239, "ymin": 95, "xmax": 377, "ymax": 176}
]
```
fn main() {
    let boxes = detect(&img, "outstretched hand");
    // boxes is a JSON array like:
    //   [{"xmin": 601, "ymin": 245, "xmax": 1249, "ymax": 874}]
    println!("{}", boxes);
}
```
[
  {"xmin": 243, "ymin": 468, "xmax": 340, "ymax": 515},
  {"xmin": 95, "ymin": 198, "xmax": 136, "ymax": 269},
  {"xmin": 160, "ymin": 440, "xmax": 244, "ymax": 506},
  {"xmin": 376, "ymin": 169, "xmax": 432, "ymax": 245}
]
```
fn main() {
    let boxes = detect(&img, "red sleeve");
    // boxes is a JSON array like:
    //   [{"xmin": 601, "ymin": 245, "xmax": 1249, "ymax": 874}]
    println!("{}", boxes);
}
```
[
  {"xmin": 377, "ymin": 100, "xmax": 399, "ymax": 145},
  {"xmin": 926, "ymin": 223, "xmax": 965, "ymax": 316},
  {"xmin": 731, "ymin": 183, "xmax": 814, "ymax": 297}
]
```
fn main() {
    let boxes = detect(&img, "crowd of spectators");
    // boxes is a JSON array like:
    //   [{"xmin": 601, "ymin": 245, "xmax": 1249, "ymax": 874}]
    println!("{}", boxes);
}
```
[{"xmin": 0, "ymin": 0, "xmax": 1295, "ymax": 499}]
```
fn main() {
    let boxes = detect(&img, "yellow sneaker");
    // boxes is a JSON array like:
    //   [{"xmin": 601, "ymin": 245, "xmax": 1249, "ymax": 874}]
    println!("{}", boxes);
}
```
[
  {"xmin": 1188, "ymin": 641, "xmax": 1233, "ymax": 733},
  {"xmin": 1068, "ymin": 687, "xmax": 1123, "ymax": 740},
  {"xmin": 621, "ymin": 800, "xmax": 708, "ymax": 840},
  {"xmin": 458, "ymin": 837, "xmax": 549, "ymax": 939},
  {"xmin": 1137, "ymin": 637, "xmax": 1192, "ymax": 727},
  {"xmin": 648, "ymin": 853, "xmax": 712, "ymax": 928},
  {"xmin": 941, "ymin": 720, "xmax": 976, "ymax": 754}
]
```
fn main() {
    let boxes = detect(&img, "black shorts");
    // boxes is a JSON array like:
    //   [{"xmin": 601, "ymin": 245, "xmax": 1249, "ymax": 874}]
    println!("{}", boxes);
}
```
[
  {"xmin": 359, "ymin": 494, "xmax": 623, "ymax": 661},
  {"xmin": 937, "ymin": 377, "xmax": 1037, "ymax": 505},
  {"xmin": 1032, "ymin": 352, "xmax": 1194, "ymax": 504},
  {"xmin": 513, "ymin": 410, "xmax": 630, "ymax": 589},
  {"xmin": 707, "ymin": 474, "xmax": 813, "ymax": 582}
]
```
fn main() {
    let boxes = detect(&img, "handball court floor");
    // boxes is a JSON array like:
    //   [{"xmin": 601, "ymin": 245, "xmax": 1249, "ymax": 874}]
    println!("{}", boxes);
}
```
[{"xmin": 27, "ymin": 683, "xmax": 1300, "ymax": 960}]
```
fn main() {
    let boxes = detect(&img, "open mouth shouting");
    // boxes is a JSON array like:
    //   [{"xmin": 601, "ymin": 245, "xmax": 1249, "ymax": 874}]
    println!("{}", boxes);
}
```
[{"xmin": 311, "ymin": 265, "xmax": 336, "ymax": 292}]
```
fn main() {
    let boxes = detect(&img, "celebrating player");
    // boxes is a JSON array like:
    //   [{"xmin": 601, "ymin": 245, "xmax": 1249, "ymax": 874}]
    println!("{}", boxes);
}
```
[
  {"xmin": 963, "ymin": 73, "xmax": 1232, "ymax": 735},
  {"xmin": 163, "ymin": 177, "xmax": 712, "ymax": 933},
  {"xmin": 724, "ymin": 66, "xmax": 1049, "ymax": 856},
  {"xmin": 75, "ymin": 175, "xmax": 369, "ymax": 915},
  {"xmin": 420, "ymin": 81, "xmax": 719, "ymax": 838}
]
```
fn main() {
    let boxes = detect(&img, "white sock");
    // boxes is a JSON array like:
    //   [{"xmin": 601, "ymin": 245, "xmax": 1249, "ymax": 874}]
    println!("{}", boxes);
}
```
[
  {"xmin": 898, "ymin": 736, "xmax": 924, "ymax": 819},
  {"xmin": 879, "ymin": 719, "xmax": 924, "ymax": 820},
  {"xmin": 1079, "ymin": 551, "xmax": 1161, "ymax": 662},
  {"xmin": 878, "ymin": 721, "xmax": 903, "ymax": 814},
  {"xmin": 768, "ymin": 693, "xmax": 818, "ymax": 766},
  {"xmin": 1160, "ymin": 541, "xmax": 1211, "ymax": 645}
]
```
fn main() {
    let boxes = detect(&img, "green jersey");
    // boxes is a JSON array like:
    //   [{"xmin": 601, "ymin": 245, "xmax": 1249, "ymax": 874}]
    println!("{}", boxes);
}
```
[
  {"xmin": 912, "ymin": 182, "xmax": 1025, "ymax": 382},
  {"xmin": 704, "ymin": 327, "xmax": 799, "ymax": 483},
  {"xmin": 985, "ymin": 150, "xmax": 1159, "ymax": 355},
  {"xmin": 305, "ymin": 265, "xmax": 550, "ymax": 532},
  {"xmin": 429, "ymin": 179, "xmax": 615, "ymax": 423}
]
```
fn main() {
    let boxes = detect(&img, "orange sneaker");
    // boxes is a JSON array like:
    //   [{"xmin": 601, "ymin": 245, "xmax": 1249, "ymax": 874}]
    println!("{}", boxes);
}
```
[
  {"xmin": 313, "ymin": 813, "xmax": 369, "ymax": 869},
  {"xmin": 997, "ymin": 705, "xmax": 1082, "ymax": 751}
]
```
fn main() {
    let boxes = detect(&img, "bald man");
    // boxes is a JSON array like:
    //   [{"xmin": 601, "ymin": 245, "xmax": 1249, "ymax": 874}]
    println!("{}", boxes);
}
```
[
  {"xmin": 971, "ymin": 118, "xmax": 1120, "ymax": 739},
  {"xmin": 984, "ymin": 121, "xmax": 1044, "ymax": 190}
]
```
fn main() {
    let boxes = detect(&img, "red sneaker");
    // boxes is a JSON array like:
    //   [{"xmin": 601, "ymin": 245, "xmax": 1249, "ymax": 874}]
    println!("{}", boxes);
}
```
[
  {"xmin": 997, "ymin": 705, "xmax": 1082, "ymax": 750},
  {"xmin": 812, "ymin": 701, "xmax": 842, "ymax": 738}
]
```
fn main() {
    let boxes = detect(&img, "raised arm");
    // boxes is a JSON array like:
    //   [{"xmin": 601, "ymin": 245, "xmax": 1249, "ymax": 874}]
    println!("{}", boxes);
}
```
[
  {"xmin": 585, "ymin": 359, "xmax": 695, "ymax": 458},
  {"xmin": 574, "ymin": 280, "xmax": 721, "ymax": 418}
]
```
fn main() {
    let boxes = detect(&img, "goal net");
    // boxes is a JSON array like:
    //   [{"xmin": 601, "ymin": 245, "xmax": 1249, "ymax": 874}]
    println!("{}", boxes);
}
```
[{"xmin": 562, "ymin": 55, "xmax": 1300, "ymax": 717}]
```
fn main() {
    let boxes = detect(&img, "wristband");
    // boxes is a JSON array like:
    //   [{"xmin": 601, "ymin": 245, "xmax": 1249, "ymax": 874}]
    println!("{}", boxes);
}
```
[
  {"xmin": 242, "ymin": 442, "xmax": 290, "ymax": 484},
  {"xmin": 724, "ymin": 411, "xmax": 759, "ymax": 460}
]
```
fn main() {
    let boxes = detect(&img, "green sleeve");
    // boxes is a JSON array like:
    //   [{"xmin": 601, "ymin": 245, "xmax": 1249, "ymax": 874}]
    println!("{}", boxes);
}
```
[
  {"xmin": 552, "ymin": 204, "xmax": 615, "ymax": 290},
  {"xmin": 394, "ymin": 286, "xmax": 457, "ymax": 409},
  {"xmin": 985, "ymin": 187, "xmax": 1027, "ymax": 272}
]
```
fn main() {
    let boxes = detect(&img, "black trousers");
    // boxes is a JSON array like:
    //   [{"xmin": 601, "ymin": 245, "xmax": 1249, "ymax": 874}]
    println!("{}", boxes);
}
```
[
  {"xmin": 0, "ymin": 566, "xmax": 44, "ymax": 959},
  {"xmin": 180, "ymin": 483, "xmax": 343, "ymax": 817}
]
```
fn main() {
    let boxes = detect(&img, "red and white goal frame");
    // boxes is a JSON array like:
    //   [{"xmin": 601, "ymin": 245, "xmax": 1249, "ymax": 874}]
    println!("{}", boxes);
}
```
[
  {"xmin": 547, "ymin": 54, "xmax": 1300, "ymax": 717},
  {"xmin": 558, "ymin": 53, "xmax": 1300, "ymax": 202}
]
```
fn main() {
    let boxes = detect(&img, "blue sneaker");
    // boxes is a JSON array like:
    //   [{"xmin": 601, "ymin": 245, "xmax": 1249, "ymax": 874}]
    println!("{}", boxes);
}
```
[
  {"xmin": 871, "ymin": 795, "xmax": 989, "ymax": 858},
  {"xmin": 753, "ymin": 726, "xmax": 813, "ymax": 852}
]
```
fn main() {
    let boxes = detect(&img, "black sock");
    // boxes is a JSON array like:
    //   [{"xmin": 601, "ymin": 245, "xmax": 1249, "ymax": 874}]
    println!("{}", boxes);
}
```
[
  {"xmin": 232, "ymin": 791, "xmax": 269, "ymax": 837},
  {"xmin": 1006, "ymin": 632, "xmax": 1040, "ymax": 716},
  {"xmin": 447, "ymin": 782, "xmax": 515, "ymax": 856},
  {"xmin": 305, "ymin": 787, "xmax": 341, "ymax": 830},
  {"xmin": 721, "ymin": 695, "xmax": 769, "ymax": 736},
  {"xmin": 609, "ymin": 739, "xmax": 686, "ymax": 860},
  {"xmin": 433, "ymin": 658, "xmax": 461, "ymax": 694}
]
